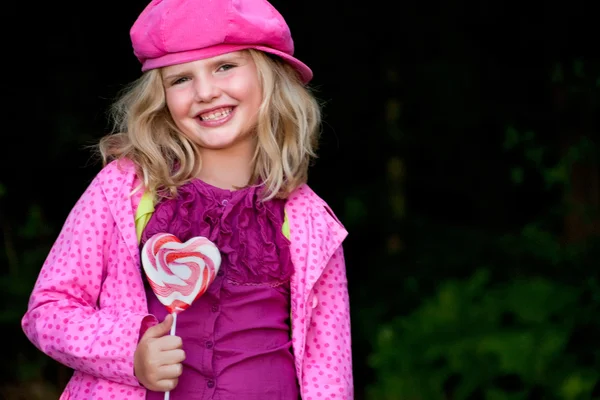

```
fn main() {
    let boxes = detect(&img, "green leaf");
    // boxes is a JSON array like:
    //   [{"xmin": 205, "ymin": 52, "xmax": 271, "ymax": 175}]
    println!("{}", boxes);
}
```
[
  {"xmin": 343, "ymin": 196, "xmax": 367, "ymax": 226},
  {"xmin": 477, "ymin": 331, "xmax": 535, "ymax": 375},
  {"xmin": 502, "ymin": 277, "xmax": 578, "ymax": 322},
  {"xmin": 17, "ymin": 204, "xmax": 47, "ymax": 238},
  {"xmin": 485, "ymin": 389, "xmax": 528, "ymax": 400},
  {"xmin": 511, "ymin": 167, "xmax": 524, "ymax": 184},
  {"xmin": 503, "ymin": 126, "xmax": 520, "ymax": 150},
  {"xmin": 525, "ymin": 147, "xmax": 544, "ymax": 166},
  {"xmin": 520, "ymin": 224, "xmax": 562, "ymax": 264},
  {"xmin": 560, "ymin": 371, "xmax": 599, "ymax": 400},
  {"xmin": 542, "ymin": 163, "xmax": 569, "ymax": 188}
]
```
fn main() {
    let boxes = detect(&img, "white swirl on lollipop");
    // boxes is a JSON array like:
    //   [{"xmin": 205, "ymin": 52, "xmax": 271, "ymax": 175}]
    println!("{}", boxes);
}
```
[{"xmin": 141, "ymin": 233, "xmax": 221, "ymax": 313}]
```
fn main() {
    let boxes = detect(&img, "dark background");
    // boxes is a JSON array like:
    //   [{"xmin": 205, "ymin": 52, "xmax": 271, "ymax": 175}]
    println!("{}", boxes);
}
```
[{"xmin": 1, "ymin": 1, "xmax": 599, "ymax": 399}]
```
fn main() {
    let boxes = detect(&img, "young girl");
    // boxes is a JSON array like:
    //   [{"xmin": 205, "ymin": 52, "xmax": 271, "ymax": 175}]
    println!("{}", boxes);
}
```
[{"xmin": 21, "ymin": 0, "xmax": 352, "ymax": 399}]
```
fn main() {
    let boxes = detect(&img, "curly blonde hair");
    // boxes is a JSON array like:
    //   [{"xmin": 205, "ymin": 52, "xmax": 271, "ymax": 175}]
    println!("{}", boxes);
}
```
[{"xmin": 97, "ymin": 49, "xmax": 322, "ymax": 201}]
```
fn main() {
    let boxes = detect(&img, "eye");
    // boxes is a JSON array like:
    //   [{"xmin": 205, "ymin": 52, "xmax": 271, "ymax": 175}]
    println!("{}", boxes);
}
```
[
  {"xmin": 217, "ymin": 64, "xmax": 236, "ymax": 72},
  {"xmin": 172, "ymin": 76, "xmax": 190, "ymax": 85}
]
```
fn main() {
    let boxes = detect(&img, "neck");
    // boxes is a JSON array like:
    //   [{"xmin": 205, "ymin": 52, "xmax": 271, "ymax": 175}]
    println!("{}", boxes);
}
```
[{"xmin": 197, "ymin": 142, "xmax": 255, "ymax": 191}]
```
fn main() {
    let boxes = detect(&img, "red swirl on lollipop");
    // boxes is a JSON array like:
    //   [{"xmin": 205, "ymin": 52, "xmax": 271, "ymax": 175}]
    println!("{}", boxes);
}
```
[{"xmin": 142, "ymin": 233, "xmax": 221, "ymax": 314}]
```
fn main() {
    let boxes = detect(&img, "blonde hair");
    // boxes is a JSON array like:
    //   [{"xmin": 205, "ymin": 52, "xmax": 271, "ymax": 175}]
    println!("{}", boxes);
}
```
[{"xmin": 97, "ymin": 49, "xmax": 321, "ymax": 201}]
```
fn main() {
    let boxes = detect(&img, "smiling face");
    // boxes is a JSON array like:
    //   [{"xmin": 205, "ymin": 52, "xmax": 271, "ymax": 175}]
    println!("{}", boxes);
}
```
[{"xmin": 161, "ymin": 51, "xmax": 263, "ymax": 154}]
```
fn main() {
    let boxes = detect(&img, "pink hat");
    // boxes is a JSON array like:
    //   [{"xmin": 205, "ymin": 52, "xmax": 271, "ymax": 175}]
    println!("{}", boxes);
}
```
[{"xmin": 130, "ymin": 0, "xmax": 313, "ymax": 83}]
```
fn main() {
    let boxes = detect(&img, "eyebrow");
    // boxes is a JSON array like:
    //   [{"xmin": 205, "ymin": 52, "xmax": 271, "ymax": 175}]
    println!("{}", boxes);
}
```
[
  {"xmin": 162, "ymin": 70, "xmax": 187, "ymax": 82},
  {"xmin": 211, "ymin": 53, "xmax": 247, "ymax": 64},
  {"xmin": 162, "ymin": 53, "xmax": 249, "ymax": 81},
  {"xmin": 209, "ymin": 51, "xmax": 249, "ymax": 64}
]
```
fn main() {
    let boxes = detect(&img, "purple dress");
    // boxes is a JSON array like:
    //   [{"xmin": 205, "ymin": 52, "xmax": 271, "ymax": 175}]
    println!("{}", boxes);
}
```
[{"xmin": 140, "ymin": 179, "xmax": 298, "ymax": 400}]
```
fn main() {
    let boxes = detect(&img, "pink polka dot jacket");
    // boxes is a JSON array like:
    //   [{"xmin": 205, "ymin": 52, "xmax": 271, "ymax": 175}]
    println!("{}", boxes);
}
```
[{"xmin": 21, "ymin": 159, "xmax": 353, "ymax": 400}]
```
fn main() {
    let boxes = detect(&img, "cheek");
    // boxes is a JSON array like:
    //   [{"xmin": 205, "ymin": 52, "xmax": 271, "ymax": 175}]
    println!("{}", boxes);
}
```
[
  {"xmin": 165, "ymin": 92, "xmax": 191, "ymax": 118},
  {"xmin": 243, "ymin": 83, "xmax": 262, "ymax": 109},
  {"xmin": 231, "ymin": 73, "xmax": 262, "ymax": 106}
]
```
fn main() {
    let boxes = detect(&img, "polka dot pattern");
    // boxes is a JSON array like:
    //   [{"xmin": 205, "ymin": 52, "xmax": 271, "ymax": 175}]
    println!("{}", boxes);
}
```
[
  {"xmin": 21, "ymin": 161, "xmax": 151, "ymax": 400},
  {"xmin": 287, "ymin": 186, "xmax": 354, "ymax": 399},
  {"xmin": 21, "ymin": 159, "xmax": 353, "ymax": 399}
]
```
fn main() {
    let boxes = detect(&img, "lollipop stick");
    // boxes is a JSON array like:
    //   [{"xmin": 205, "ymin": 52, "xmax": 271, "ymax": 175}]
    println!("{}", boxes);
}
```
[
  {"xmin": 164, "ymin": 312, "xmax": 177, "ymax": 400},
  {"xmin": 170, "ymin": 312, "xmax": 177, "ymax": 336}
]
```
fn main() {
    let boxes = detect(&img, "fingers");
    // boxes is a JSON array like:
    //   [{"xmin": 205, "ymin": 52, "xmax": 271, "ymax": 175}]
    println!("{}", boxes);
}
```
[
  {"xmin": 136, "ymin": 356, "xmax": 184, "ymax": 392},
  {"xmin": 151, "ymin": 363, "xmax": 183, "ymax": 392},
  {"xmin": 144, "ymin": 314, "xmax": 174, "ymax": 339},
  {"xmin": 157, "ymin": 335, "xmax": 183, "ymax": 351},
  {"xmin": 155, "ymin": 377, "xmax": 179, "ymax": 393},
  {"xmin": 161, "ymin": 348, "xmax": 186, "ymax": 365},
  {"xmin": 134, "ymin": 314, "xmax": 185, "ymax": 392},
  {"xmin": 158, "ymin": 363, "xmax": 183, "ymax": 380}
]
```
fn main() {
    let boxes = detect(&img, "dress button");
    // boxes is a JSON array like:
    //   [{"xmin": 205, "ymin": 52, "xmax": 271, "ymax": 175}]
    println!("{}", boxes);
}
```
[
  {"xmin": 211, "ymin": 304, "xmax": 219, "ymax": 312},
  {"xmin": 207, "ymin": 380, "xmax": 215, "ymax": 388},
  {"xmin": 221, "ymin": 199, "xmax": 228, "ymax": 206},
  {"xmin": 206, "ymin": 340, "xmax": 214, "ymax": 349}
]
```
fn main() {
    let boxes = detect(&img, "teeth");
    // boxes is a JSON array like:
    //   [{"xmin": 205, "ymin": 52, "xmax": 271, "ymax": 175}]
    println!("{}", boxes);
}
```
[{"xmin": 200, "ymin": 108, "xmax": 232, "ymax": 121}]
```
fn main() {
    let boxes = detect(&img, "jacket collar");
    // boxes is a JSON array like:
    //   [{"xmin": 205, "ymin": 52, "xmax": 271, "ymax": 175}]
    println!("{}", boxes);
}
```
[
  {"xmin": 100, "ymin": 159, "xmax": 348, "ymax": 296},
  {"xmin": 100, "ymin": 159, "xmax": 141, "ymax": 265},
  {"xmin": 285, "ymin": 184, "xmax": 348, "ymax": 296}
]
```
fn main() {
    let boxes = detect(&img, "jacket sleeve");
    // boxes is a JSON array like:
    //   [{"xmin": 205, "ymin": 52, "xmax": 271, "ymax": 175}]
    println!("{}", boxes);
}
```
[
  {"xmin": 21, "ymin": 169, "xmax": 154, "ymax": 387},
  {"xmin": 302, "ymin": 245, "xmax": 354, "ymax": 399}
]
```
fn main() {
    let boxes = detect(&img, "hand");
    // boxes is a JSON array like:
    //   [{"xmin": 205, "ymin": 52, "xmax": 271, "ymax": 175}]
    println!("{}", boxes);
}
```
[{"xmin": 134, "ymin": 314, "xmax": 185, "ymax": 392}]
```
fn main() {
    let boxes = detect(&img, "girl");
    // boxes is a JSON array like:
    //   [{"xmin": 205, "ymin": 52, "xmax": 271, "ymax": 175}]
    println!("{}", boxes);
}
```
[{"xmin": 21, "ymin": 0, "xmax": 353, "ymax": 399}]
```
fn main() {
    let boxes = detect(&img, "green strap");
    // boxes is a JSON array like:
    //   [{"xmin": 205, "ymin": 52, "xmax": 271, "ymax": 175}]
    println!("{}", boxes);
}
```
[{"xmin": 135, "ymin": 191, "xmax": 291, "ymax": 244}]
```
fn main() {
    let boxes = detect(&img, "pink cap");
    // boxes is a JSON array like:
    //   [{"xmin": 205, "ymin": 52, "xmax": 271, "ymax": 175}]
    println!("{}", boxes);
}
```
[{"xmin": 130, "ymin": 0, "xmax": 313, "ymax": 83}]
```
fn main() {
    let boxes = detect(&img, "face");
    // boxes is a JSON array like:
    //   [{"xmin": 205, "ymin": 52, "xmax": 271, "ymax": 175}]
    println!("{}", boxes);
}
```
[{"xmin": 161, "ymin": 51, "xmax": 262, "ymax": 153}]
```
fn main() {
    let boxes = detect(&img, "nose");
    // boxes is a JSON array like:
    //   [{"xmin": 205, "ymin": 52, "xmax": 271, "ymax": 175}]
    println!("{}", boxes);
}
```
[{"xmin": 194, "ymin": 76, "xmax": 221, "ymax": 103}]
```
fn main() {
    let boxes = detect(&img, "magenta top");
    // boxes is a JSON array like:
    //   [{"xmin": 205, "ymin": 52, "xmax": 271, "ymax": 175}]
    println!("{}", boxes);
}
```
[{"xmin": 140, "ymin": 179, "xmax": 298, "ymax": 400}]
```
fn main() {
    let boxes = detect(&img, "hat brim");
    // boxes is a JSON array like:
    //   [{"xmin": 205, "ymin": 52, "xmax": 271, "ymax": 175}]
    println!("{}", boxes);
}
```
[
  {"xmin": 253, "ymin": 45, "xmax": 313, "ymax": 84},
  {"xmin": 140, "ymin": 44, "xmax": 313, "ymax": 84}
]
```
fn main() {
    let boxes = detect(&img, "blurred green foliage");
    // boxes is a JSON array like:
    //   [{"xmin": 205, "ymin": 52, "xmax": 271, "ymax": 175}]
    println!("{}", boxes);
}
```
[
  {"xmin": 362, "ymin": 60, "xmax": 599, "ymax": 399},
  {"xmin": 0, "ymin": 185, "xmax": 68, "ymax": 398},
  {"xmin": 368, "ymin": 263, "xmax": 599, "ymax": 399}
]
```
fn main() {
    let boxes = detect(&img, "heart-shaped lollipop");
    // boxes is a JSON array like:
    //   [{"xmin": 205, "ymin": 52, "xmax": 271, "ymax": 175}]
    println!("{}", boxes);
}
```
[
  {"xmin": 141, "ymin": 233, "xmax": 222, "ymax": 314},
  {"xmin": 141, "ymin": 233, "xmax": 221, "ymax": 400}
]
